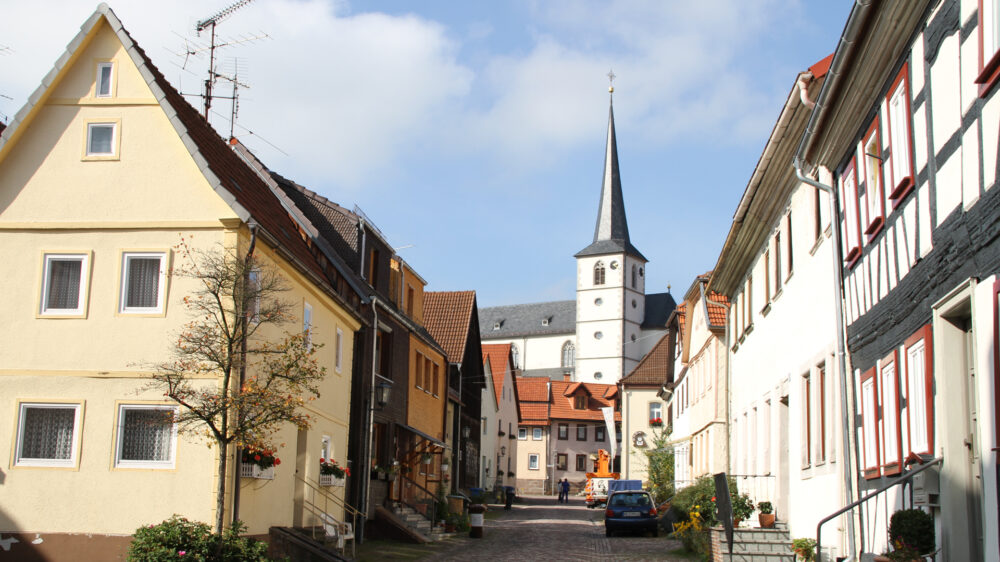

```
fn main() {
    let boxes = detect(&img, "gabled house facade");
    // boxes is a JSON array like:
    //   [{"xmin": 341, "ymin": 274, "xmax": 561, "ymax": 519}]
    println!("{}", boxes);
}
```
[
  {"xmin": 619, "ymin": 331, "xmax": 673, "ymax": 483},
  {"xmin": 515, "ymin": 377, "xmax": 552, "ymax": 494},
  {"xmin": 796, "ymin": 0, "xmax": 1000, "ymax": 558},
  {"xmin": 667, "ymin": 275, "xmax": 728, "ymax": 490},
  {"xmin": 710, "ymin": 55, "xmax": 852, "ymax": 549},
  {"xmin": 548, "ymin": 380, "xmax": 620, "ymax": 494},
  {"xmin": 481, "ymin": 344, "xmax": 521, "ymax": 490},
  {"xmin": 0, "ymin": 6, "xmax": 365, "ymax": 558},
  {"xmin": 422, "ymin": 290, "xmax": 485, "ymax": 492}
]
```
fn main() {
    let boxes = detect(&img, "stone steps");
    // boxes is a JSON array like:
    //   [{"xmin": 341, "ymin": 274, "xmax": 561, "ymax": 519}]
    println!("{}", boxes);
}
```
[{"xmin": 713, "ymin": 525, "xmax": 795, "ymax": 562}]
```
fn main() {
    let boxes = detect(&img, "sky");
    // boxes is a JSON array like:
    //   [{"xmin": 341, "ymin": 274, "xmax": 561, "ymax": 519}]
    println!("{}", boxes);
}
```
[{"xmin": 1, "ymin": 0, "xmax": 854, "ymax": 308}]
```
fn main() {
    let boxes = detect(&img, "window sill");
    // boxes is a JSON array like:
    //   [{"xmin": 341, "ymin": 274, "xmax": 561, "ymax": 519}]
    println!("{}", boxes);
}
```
[
  {"xmin": 784, "ymin": 270, "xmax": 793, "ymax": 284},
  {"xmin": 809, "ymin": 235, "xmax": 824, "ymax": 257}
]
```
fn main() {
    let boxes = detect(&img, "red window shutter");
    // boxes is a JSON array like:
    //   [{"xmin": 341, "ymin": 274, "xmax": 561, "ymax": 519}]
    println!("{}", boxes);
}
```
[
  {"xmin": 880, "ymin": 350, "xmax": 903, "ymax": 476},
  {"xmin": 904, "ymin": 324, "xmax": 934, "ymax": 456},
  {"xmin": 885, "ymin": 63, "xmax": 915, "ymax": 205},
  {"xmin": 840, "ymin": 159, "xmax": 862, "ymax": 266},
  {"xmin": 860, "ymin": 367, "xmax": 881, "ymax": 479}
]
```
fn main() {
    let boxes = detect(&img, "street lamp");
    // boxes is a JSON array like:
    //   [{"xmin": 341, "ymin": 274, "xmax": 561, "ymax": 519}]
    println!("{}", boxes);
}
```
[
  {"xmin": 376, "ymin": 381, "xmax": 392, "ymax": 409},
  {"xmin": 462, "ymin": 425, "xmax": 471, "ymax": 439}
]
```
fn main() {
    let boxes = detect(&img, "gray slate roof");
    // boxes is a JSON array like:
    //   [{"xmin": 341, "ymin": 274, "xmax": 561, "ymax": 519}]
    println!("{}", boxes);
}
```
[
  {"xmin": 575, "ymin": 97, "xmax": 646, "ymax": 261},
  {"xmin": 480, "ymin": 300, "xmax": 576, "ymax": 338},
  {"xmin": 480, "ymin": 292, "xmax": 675, "ymax": 339}
]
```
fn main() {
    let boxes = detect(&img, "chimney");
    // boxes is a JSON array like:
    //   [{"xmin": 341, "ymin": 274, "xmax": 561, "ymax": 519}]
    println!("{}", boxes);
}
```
[{"xmin": 563, "ymin": 372, "xmax": 571, "ymax": 382}]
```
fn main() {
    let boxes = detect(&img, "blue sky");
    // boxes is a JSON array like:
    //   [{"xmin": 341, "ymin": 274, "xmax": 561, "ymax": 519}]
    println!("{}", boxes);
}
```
[{"xmin": 2, "ymin": 0, "xmax": 853, "ymax": 307}]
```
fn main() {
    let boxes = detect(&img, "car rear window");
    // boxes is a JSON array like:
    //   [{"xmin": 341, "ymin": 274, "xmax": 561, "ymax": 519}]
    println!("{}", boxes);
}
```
[{"xmin": 610, "ymin": 493, "xmax": 651, "ymax": 507}]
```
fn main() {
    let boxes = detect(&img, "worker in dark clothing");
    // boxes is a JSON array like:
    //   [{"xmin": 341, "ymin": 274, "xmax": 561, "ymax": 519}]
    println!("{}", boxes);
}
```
[{"xmin": 504, "ymin": 486, "xmax": 514, "ymax": 510}]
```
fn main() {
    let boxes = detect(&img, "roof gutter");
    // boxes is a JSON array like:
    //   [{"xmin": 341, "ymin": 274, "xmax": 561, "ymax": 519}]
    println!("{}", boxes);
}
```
[{"xmin": 793, "ymin": 3, "xmax": 873, "ymax": 560}]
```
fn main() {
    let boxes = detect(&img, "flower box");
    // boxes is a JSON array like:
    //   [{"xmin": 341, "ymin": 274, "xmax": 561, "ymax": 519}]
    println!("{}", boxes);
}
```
[
  {"xmin": 319, "ymin": 474, "xmax": 346, "ymax": 487},
  {"xmin": 241, "ymin": 464, "xmax": 274, "ymax": 480}
]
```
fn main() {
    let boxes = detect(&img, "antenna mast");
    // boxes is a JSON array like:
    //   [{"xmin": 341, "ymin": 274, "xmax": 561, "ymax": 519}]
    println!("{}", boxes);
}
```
[{"xmin": 196, "ymin": 0, "xmax": 254, "ymax": 120}]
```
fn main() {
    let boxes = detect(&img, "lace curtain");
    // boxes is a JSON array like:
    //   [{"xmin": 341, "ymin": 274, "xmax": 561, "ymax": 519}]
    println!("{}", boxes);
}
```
[
  {"xmin": 21, "ymin": 407, "xmax": 75, "ymax": 459},
  {"xmin": 46, "ymin": 260, "xmax": 82, "ymax": 310},
  {"xmin": 120, "ymin": 408, "xmax": 172, "ymax": 461},
  {"xmin": 126, "ymin": 257, "xmax": 161, "ymax": 309}
]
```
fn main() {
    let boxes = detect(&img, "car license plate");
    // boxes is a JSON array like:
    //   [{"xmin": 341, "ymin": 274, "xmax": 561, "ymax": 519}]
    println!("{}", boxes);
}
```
[{"xmin": 623, "ymin": 511, "xmax": 640, "ymax": 517}]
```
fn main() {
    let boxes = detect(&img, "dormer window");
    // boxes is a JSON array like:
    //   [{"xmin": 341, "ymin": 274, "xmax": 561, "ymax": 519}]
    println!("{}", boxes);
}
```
[
  {"xmin": 493, "ymin": 321, "xmax": 502, "ymax": 331},
  {"xmin": 574, "ymin": 394, "xmax": 586, "ymax": 409},
  {"xmin": 541, "ymin": 317, "xmax": 550, "ymax": 326},
  {"xmin": 96, "ymin": 62, "xmax": 114, "ymax": 97}
]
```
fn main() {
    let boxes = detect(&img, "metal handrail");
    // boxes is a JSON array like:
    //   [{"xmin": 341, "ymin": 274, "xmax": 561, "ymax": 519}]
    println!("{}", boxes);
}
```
[
  {"xmin": 816, "ymin": 458, "xmax": 942, "ymax": 561},
  {"xmin": 294, "ymin": 473, "xmax": 365, "ymax": 558},
  {"xmin": 399, "ymin": 474, "xmax": 442, "ymax": 528}
]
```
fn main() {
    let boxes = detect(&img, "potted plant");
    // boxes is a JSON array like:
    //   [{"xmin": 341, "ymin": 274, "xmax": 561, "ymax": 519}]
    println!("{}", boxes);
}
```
[
  {"xmin": 730, "ymin": 492, "xmax": 754, "ymax": 527},
  {"xmin": 421, "ymin": 452, "xmax": 433, "ymax": 465},
  {"xmin": 241, "ymin": 448, "xmax": 280, "ymax": 479},
  {"xmin": 649, "ymin": 417, "xmax": 664, "ymax": 427},
  {"xmin": 881, "ymin": 508, "xmax": 934, "ymax": 561},
  {"xmin": 319, "ymin": 457, "xmax": 349, "ymax": 486},
  {"xmin": 758, "ymin": 501, "xmax": 775, "ymax": 528},
  {"xmin": 792, "ymin": 537, "xmax": 817, "ymax": 562}
]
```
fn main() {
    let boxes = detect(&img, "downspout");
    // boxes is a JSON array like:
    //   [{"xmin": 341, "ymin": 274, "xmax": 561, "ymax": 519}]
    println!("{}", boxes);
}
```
[
  {"xmin": 794, "ymin": 160, "xmax": 856, "ymax": 561},
  {"xmin": 794, "ymin": 1, "xmax": 873, "ymax": 559},
  {"xmin": 725, "ymin": 296, "xmax": 732, "ymax": 476},
  {"xmin": 232, "ymin": 220, "xmax": 257, "ymax": 527},
  {"xmin": 360, "ymin": 295, "xmax": 379, "ymax": 543}
]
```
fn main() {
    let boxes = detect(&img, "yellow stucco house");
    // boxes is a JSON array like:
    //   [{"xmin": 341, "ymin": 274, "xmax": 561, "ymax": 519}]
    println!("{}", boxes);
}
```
[{"xmin": 0, "ymin": 5, "xmax": 364, "ymax": 559}]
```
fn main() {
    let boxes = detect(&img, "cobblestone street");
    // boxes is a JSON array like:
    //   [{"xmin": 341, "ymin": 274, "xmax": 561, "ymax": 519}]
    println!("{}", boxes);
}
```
[{"xmin": 359, "ymin": 494, "xmax": 689, "ymax": 561}]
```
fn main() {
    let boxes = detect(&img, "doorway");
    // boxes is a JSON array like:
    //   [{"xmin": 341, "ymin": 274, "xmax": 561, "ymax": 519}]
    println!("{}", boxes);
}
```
[{"xmin": 777, "ymin": 394, "xmax": 790, "ymax": 520}]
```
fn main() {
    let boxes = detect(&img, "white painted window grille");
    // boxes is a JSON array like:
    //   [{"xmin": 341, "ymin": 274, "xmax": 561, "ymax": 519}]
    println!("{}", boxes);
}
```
[
  {"xmin": 518, "ymin": 428, "xmax": 527, "ymax": 440},
  {"xmin": 120, "ymin": 252, "xmax": 166, "ymax": 313},
  {"xmin": 880, "ymin": 358, "xmax": 901, "ymax": 472},
  {"xmin": 116, "ymin": 405, "xmax": 177, "ymax": 468},
  {"xmin": 648, "ymin": 402, "xmax": 661, "ymax": 422},
  {"xmin": 561, "ymin": 341, "xmax": 575, "ymax": 368},
  {"xmin": 861, "ymin": 371, "xmax": 880, "ymax": 478},
  {"xmin": 510, "ymin": 343, "xmax": 519, "ymax": 369},
  {"xmin": 906, "ymin": 337, "xmax": 930, "ymax": 454},
  {"xmin": 15, "ymin": 403, "xmax": 81, "ymax": 467},
  {"xmin": 528, "ymin": 454, "xmax": 539, "ymax": 470},
  {"xmin": 41, "ymin": 254, "xmax": 88, "ymax": 315},
  {"xmin": 532, "ymin": 428, "xmax": 542, "ymax": 440},
  {"xmin": 886, "ymin": 69, "xmax": 914, "ymax": 198},
  {"xmin": 593, "ymin": 261, "xmax": 606, "ymax": 285}
]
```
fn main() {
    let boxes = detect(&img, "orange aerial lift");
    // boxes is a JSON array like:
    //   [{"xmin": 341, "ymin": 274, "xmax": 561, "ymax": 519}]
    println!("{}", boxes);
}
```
[{"xmin": 584, "ymin": 449, "xmax": 620, "ymax": 508}]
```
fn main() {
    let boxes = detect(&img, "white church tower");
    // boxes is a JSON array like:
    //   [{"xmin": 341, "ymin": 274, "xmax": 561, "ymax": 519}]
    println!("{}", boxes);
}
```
[{"xmin": 574, "ymin": 88, "xmax": 647, "ymax": 384}]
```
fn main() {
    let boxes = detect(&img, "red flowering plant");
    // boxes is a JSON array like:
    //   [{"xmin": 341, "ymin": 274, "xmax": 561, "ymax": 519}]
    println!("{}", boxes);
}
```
[
  {"xmin": 242, "ymin": 447, "xmax": 280, "ymax": 470},
  {"xmin": 649, "ymin": 417, "xmax": 664, "ymax": 427},
  {"xmin": 320, "ymin": 458, "xmax": 350, "ymax": 478}
]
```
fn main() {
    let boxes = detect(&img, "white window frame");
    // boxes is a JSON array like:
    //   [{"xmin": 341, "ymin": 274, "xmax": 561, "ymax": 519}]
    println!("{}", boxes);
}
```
[
  {"xmin": 40, "ymin": 252, "xmax": 90, "ymax": 317},
  {"xmin": 983, "ymin": 0, "xmax": 1000, "ymax": 68},
  {"xmin": 96, "ymin": 61, "xmax": 114, "ymax": 97},
  {"xmin": 905, "ymin": 333, "xmax": 931, "ymax": 455},
  {"xmin": 648, "ymin": 402, "xmax": 662, "ymax": 422},
  {"xmin": 119, "ymin": 252, "xmax": 167, "ymax": 314},
  {"xmin": 518, "ymin": 428, "xmax": 527, "ymax": 440},
  {"xmin": 885, "ymin": 65, "xmax": 914, "ymax": 202},
  {"xmin": 114, "ymin": 404, "xmax": 178, "ymax": 469},
  {"xmin": 335, "ymin": 327, "xmax": 344, "ymax": 373},
  {"xmin": 840, "ymin": 159, "xmax": 862, "ymax": 264},
  {"xmin": 303, "ymin": 302, "xmax": 313, "ymax": 352},
  {"xmin": 86, "ymin": 122, "xmax": 117, "ymax": 156},
  {"xmin": 528, "ymin": 454, "xmax": 540, "ymax": 470},
  {"xmin": 532, "ymin": 427, "xmax": 543, "ymax": 440},
  {"xmin": 14, "ymin": 402, "xmax": 83, "ymax": 467},
  {"xmin": 880, "ymin": 353, "xmax": 902, "ymax": 475}
]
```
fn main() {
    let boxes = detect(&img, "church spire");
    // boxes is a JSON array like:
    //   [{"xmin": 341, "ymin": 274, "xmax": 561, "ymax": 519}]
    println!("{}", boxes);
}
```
[{"xmin": 575, "ymin": 78, "xmax": 645, "ymax": 260}]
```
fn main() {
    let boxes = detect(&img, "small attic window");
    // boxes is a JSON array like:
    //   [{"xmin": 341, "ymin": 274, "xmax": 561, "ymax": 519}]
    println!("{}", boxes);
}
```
[
  {"xmin": 96, "ymin": 62, "xmax": 114, "ymax": 97},
  {"xmin": 541, "ymin": 317, "xmax": 550, "ymax": 326},
  {"xmin": 493, "ymin": 321, "xmax": 502, "ymax": 331},
  {"xmin": 574, "ymin": 394, "xmax": 587, "ymax": 409}
]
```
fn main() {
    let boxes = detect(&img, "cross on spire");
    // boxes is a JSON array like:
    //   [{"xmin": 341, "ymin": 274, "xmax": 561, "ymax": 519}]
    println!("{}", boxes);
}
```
[{"xmin": 607, "ymin": 69, "xmax": 616, "ymax": 93}]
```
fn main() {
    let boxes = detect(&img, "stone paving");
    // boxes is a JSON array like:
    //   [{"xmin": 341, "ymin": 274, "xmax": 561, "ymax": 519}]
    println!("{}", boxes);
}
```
[{"xmin": 414, "ymin": 494, "xmax": 690, "ymax": 561}]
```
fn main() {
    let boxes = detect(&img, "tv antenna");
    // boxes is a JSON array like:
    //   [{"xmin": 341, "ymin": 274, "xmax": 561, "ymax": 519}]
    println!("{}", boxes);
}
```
[{"xmin": 193, "ymin": 0, "xmax": 265, "ymax": 120}]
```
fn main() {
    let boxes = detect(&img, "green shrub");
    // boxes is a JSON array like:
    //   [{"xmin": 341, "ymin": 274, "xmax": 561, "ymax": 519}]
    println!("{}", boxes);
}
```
[
  {"xmin": 128, "ymin": 516, "xmax": 271, "ymax": 561},
  {"xmin": 888, "ymin": 508, "xmax": 934, "ymax": 555},
  {"xmin": 670, "ymin": 476, "xmax": 745, "ymax": 528},
  {"xmin": 791, "ymin": 537, "xmax": 817, "ymax": 562}
]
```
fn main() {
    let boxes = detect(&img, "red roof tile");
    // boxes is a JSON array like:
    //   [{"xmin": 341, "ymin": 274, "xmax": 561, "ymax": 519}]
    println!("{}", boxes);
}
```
[
  {"xmin": 423, "ymin": 291, "xmax": 476, "ymax": 362},
  {"xmin": 516, "ymin": 378, "xmax": 550, "ymax": 402},
  {"xmin": 549, "ymin": 381, "xmax": 618, "ymax": 422},
  {"xmin": 621, "ymin": 331, "xmax": 671, "ymax": 386},
  {"xmin": 809, "ymin": 53, "xmax": 834, "ymax": 79},
  {"xmin": 519, "ymin": 402, "xmax": 550, "ymax": 423},
  {"xmin": 706, "ymin": 291, "xmax": 730, "ymax": 327},
  {"xmin": 482, "ymin": 343, "xmax": 512, "ymax": 406}
]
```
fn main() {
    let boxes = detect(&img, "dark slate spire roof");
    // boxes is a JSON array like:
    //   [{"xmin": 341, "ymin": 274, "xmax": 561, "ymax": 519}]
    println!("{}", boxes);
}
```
[{"xmin": 575, "ymin": 94, "xmax": 646, "ymax": 261}]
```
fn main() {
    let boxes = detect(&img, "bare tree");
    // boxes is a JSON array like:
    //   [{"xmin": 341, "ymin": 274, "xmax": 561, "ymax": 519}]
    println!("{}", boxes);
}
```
[{"xmin": 151, "ymin": 237, "xmax": 326, "ymax": 534}]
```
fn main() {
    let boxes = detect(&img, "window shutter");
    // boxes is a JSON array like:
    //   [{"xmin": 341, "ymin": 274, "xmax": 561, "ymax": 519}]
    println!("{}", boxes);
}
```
[
  {"xmin": 905, "ymin": 324, "xmax": 934, "ymax": 456},
  {"xmin": 860, "ymin": 367, "xmax": 881, "ymax": 479},
  {"xmin": 880, "ymin": 351, "xmax": 903, "ymax": 475},
  {"xmin": 841, "ymin": 159, "xmax": 862, "ymax": 264}
]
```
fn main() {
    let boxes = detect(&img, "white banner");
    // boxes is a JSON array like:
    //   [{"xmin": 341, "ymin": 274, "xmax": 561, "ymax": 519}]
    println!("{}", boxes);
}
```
[{"xmin": 601, "ymin": 406, "xmax": 616, "ymax": 464}]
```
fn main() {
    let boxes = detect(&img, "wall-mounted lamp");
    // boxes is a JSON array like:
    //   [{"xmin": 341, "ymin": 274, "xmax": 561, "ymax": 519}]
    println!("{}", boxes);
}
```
[
  {"xmin": 462, "ymin": 426, "xmax": 471, "ymax": 439},
  {"xmin": 376, "ymin": 381, "xmax": 392, "ymax": 408}
]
